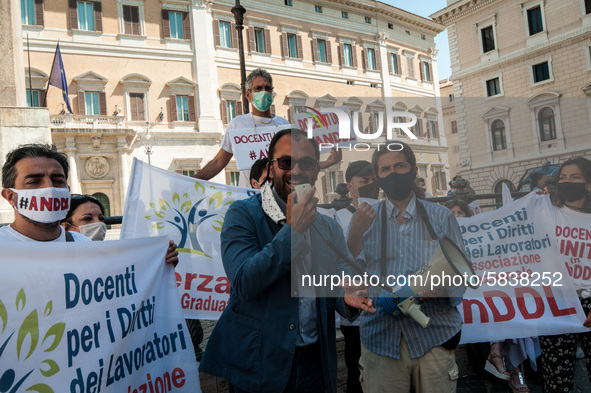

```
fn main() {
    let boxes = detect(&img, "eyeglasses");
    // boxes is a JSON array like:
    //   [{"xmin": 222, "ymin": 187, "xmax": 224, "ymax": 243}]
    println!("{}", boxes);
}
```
[{"xmin": 272, "ymin": 156, "xmax": 318, "ymax": 171}]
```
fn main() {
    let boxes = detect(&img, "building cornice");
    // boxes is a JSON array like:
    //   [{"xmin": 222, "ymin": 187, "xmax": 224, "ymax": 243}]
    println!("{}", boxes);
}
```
[
  {"xmin": 450, "ymin": 25, "xmax": 591, "ymax": 79},
  {"xmin": 430, "ymin": 0, "xmax": 498, "ymax": 25}
]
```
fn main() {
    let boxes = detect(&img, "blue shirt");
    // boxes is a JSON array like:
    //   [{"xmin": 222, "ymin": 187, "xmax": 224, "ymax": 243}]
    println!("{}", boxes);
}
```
[{"xmin": 359, "ymin": 194, "xmax": 466, "ymax": 359}]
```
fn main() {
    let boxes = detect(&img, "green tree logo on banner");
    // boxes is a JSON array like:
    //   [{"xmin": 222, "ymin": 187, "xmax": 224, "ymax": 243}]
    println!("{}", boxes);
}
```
[
  {"xmin": 0, "ymin": 289, "xmax": 65, "ymax": 393},
  {"xmin": 145, "ymin": 182, "xmax": 235, "ymax": 257}
]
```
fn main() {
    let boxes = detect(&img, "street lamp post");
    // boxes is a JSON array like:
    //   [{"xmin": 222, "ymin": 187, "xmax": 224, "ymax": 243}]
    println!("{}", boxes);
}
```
[
  {"xmin": 232, "ymin": 0, "xmax": 249, "ymax": 114},
  {"xmin": 141, "ymin": 122, "xmax": 155, "ymax": 165}
]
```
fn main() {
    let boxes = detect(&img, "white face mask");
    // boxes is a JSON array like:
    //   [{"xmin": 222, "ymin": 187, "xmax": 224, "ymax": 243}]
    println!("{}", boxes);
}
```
[
  {"xmin": 78, "ymin": 221, "xmax": 107, "ymax": 241},
  {"xmin": 10, "ymin": 187, "xmax": 70, "ymax": 223}
]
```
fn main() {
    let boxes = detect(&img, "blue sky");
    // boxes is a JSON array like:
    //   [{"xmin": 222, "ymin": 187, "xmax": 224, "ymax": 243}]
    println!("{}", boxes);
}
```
[{"xmin": 383, "ymin": 0, "xmax": 451, "ymax": 79}]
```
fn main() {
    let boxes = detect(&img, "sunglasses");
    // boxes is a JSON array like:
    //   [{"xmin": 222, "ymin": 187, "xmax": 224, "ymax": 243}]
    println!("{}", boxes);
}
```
[
  {"xmin": 71, "ymin": 194, "xmax": 100, "ymax": 202},
  {"xmin": 272, "ymin": 156, "xmax": 318, "ymax": 171}
]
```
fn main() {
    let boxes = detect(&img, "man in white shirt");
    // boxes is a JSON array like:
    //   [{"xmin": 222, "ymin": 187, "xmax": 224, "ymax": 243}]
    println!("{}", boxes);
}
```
[
  {"xmin": 194, "ymin": 68, "xmax": 340, "ymax": 187},
  {"xmin": 0, "ymin": 144, "xmax": 178, "ymax": 266},
  {"xmin": 0, "ymin": 144, "xmax": 90, "ymax": 242}
]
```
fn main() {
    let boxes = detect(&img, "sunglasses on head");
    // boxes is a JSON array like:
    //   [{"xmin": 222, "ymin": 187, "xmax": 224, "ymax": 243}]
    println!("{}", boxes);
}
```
[
  {"xmin": 71, "ymin": 194, "xmax": 99, "ymax": 202},
  {"xmin": 272, "ymin": 156, "xmax": 318, "ymax": 171}
]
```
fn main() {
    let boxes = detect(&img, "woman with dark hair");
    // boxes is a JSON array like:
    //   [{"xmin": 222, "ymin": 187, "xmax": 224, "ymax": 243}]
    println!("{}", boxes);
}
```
[
  {"xmin": 540, "ymin": 157, "xmax": 591, "ymax": 392},
  {"xmin": 61, "ymin": 194, "xmax": 107, "ymax": 241},
  {"xmin": 444, "ymin": 199, "xmax": 473, "ymax": 218}
]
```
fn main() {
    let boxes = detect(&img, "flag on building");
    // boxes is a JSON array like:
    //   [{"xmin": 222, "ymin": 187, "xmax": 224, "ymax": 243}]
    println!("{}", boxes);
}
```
[{"xmin": 48, "ymin": 43, "xmax": 73, "ymax": 113}]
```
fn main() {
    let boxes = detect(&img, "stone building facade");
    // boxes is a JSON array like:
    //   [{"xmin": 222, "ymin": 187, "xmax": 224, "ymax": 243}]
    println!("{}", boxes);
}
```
[
  {"xmin": 2, "ymin": 0, "xmax": 453, "ymax": 222},
  {"xmin": 432, "ymin": 0, "xmax": 591, "ymax": 194}
]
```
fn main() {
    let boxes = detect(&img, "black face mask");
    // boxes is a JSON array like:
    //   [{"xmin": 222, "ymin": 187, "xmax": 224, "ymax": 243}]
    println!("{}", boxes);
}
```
[
  {"xmin": 376, "ymin": 170, "xmax": 416, "ymax": 201},
  {"xmin": 557, "ymin": 182, "xmax": 589, "ymax": 202},
  {"xmin": 358, "ymin": 182, "xmax": 380, "ymax": 199}
]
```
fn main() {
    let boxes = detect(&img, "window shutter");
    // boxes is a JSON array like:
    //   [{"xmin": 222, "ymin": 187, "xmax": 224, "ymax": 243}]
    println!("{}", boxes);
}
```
[
  {"xmin": 440, "ymin": 172, "xmax": 447, "ymax": 190},
  {"xmin": 130, "ymin": 94, "xmax": 138, "ymax": 120},
  {"xmin": 362, "ymin": 48, "xmax": 367, "ymax": 70},
  {"xmin": 162, "ymin": 10, "xmax": 170, "ymax": 38},
  {"xmin": 338, "ymin": 44, "xmax": 344, "ymax": 66},
  {"xmin": 188, "ymin": 95, "xmax": 196, "ymax": 122},
  {"xmin": 264, "ymin": 29, "xmax": 271, "ymax": 54},
  {"xmin": 68, "ymin": 0, "xmax": 78, "ymax": 30},
  {"xmin": 220, "ymin": 101, "xmax": 228, "ymax": 125},
  {"xmin": 326, "ymin": 41, "xmax": 332, "ymax": 64},
  {"xmin": 35, "ymin": 0, "xmax": 44, "ymax": 26},
  {"xmin": 94, "ymin": 2, "xmax": 102, "ymax": 32},
  {"xmin": 296, "ymin": 35, "xmax": 303, "ymax": 59},
  {"xmin": 388, "ymin": 53, "xmax": 393, "ymax": 74},
  {"xmin": 39, "ymin": 89, "xmax": 46, "ymax": 107},
  {"xmin": 99, "ymin": 92, "xmax": 107, "ymax": 115},
  {"xmin": 213, "ymin": 20, "xmax": 220, "ymax": 46},
  {"xmin": 281, "ymin": 32, "xmax": 287, "ymax": 58},
  {"xmin": 78, "ymin": 91, "xmax": 85, "ymax": 114},
  {"xmin": 183, "ymin": 12, "xmax": 191, "ymax": 40},
  {"xmin": 247, "ymin": 27, "xmax": 255, "ymax": 52},
  {"xmin": 123, "ymin": 6, "xmax": 132, "ymax": 34},
  {"xmin": 395, "ymin": 54, "xmax": 400, "ymax": 74},
  {"xmin": 311, "ymin": 38, "xmax": 318, "ymax": 62},
  {"xmin": 132, "ymin": 7, "xmax": 140, "ymax": 35},
  {"xmin": 351, "ymin": 45, "xmax": 358, "ymax": 68},
  {"xmin": 420, "ymin": 62, "xmax": 424, "ymax": 80},
  {"xmin": 236, "ymin": 101, "xmax": 243, "ymax": 116},
  {"xmin": 170, "ymin": 95, "xmax": 177, "ymax": 121},
  {"xmin": 426, "ymin": 63, "xmax": 431, "ymax": 81},
  {"xmin": 231, "ymin": 22, "xmax": 238, "ymax": 49},
  {"xmin": 375, "ymin": 50, "xmax": 381, "ymax": 71}
]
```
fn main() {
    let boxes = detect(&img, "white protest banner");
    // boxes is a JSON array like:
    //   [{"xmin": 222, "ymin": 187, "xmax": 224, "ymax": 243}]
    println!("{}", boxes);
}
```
[
  {"xmin": 293, "ymin": 106, "xmax": 357, "ymax": 152},
  {"xmin": 458, "ymin": 193, "xmax": 588, "ymax": 344},
  {"xmin": 121, "ymin": 159, "xmax": 255, "ymax": 320},
  {"xmin": 0, "ymin": 237, "xmax": 200, "ymax": 393},
  {"xmin": 229, "ymin": 124, "xmax": 292, "ymax": 170}
]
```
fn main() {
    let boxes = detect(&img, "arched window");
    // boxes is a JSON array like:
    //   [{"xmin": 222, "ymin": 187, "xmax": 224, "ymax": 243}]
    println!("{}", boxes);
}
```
[
  {"xmin": 538, "ymin": 107, "xmax": 556, "ymax": 141},
  {"xmin": 494, "ymin": 180, "xmax": 514, "ymax": 206},
  {"xmin": 491, "ymin": 119, "xmax": 506, "ymax": 151},
  {"xmin": 92, "ymin": 193, "xmax": 110, "ymax": 217}
]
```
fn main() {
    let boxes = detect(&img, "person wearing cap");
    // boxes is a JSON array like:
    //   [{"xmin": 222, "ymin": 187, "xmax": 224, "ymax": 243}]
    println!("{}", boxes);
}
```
[{"xmin": 334, "ymin": 160, "xmax": 379, "ymax": 393}]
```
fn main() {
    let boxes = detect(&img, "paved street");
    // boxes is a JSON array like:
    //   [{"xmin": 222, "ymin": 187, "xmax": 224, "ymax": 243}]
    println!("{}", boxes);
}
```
[{"xmin": 198, "ymin": 320, "xmax": 591, "ymax": 392}]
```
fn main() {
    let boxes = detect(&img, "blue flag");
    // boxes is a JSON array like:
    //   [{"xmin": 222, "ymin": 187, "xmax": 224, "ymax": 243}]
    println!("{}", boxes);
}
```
[{"xmin": 48, "ymin": 43, "xmax": 73, "ymax": 113}]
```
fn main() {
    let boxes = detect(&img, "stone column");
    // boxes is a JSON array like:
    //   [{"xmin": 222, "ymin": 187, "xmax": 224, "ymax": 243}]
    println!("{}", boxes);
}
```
[
  {"xmin": 117, "ymin": 138, "xmax": 130, "ymax": 210},
  {"xmin": 191, "ymin": 0, "xmax": 223, "ymax": 133},
  {"xmin": 64, "ymin": 148, "xmax": 81, "ymax": 194},
  {"xmin": 0, "ymin": 0, "xmax": 26, "ymax": 106}
]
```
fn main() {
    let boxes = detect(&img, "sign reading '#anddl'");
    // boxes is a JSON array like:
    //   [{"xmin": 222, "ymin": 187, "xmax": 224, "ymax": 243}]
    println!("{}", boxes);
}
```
[{"xmin": 0, "ymin": 237, "xmax": 201, "ymax": 393}]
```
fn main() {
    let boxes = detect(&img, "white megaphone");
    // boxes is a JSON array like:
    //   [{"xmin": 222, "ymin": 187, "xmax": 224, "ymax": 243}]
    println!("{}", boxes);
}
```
[{"xmin": 379, "ymin": 235, "xmax": 478, "ymax": 328}]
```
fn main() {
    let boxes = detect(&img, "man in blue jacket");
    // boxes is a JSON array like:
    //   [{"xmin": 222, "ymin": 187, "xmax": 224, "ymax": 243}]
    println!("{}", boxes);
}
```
[{"xmin": 200, "ymin": 128, "xmax": 375, "ymax": 392}]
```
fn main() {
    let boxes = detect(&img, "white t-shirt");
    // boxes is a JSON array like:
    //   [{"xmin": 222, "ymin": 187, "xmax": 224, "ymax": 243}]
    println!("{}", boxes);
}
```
[
  {"xmin": 220, "ymin": 113, "xmax": 290, "ymax": 188},
  {"xmin": 554, "ymin": 206, "xmax": 591, "ymax": 291},
  {"xmin": 0, "ymin": 225, "xmax": 91, "ymax": 242}
]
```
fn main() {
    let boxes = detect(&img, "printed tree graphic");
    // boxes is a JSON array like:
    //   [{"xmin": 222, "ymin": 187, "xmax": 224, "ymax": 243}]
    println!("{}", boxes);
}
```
[
  {"xmin": 0, "ymin": 289, "xmax": 65, "ymax": 393},
  {"xmin": 145, "ymin": 181, "xmax": 235, "ymax": 257}
]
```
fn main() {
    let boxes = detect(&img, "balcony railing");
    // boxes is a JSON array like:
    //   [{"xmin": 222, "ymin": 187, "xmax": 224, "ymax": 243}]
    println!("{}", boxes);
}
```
[{"xmin": 50, "ymin": 114, "xmax": 125, "ymax": 128}]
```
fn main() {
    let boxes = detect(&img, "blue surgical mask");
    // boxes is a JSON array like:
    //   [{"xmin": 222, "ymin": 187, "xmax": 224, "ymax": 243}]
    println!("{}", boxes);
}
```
[{"xmin": 251, "ymin": 91, "xmax": 273, "ymax": 112}]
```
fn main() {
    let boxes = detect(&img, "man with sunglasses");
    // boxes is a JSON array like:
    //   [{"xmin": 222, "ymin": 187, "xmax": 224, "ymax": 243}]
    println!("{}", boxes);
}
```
[
  {"xmin": 0, "ymin": 145, "xmax": 178, "ymax": 266},
  {"xmin": 200, "ymin": 128, "xmax": 375, "ymax": 393},
  {"xmin": 194, "ymin": 68, "xmax": 341, "ymax": 187}
]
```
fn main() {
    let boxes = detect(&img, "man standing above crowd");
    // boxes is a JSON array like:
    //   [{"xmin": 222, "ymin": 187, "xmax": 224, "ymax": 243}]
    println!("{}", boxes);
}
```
[
  {"xmin": 200, "ymin": 128, "xmax": 375, "ymax": 393},
  {"xmin": 193, "ymin": 68, "xmax": 341, "ymax": 187},
  {"xmin": 347, "ymin": 142, "xmax": 465, "ymax": 393}
]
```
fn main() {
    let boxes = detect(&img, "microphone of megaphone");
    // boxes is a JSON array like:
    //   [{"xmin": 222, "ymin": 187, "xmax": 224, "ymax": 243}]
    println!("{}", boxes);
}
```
[{"xmin": 379, "ymin": 235, "xmax": 477, "ymax": 328}]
